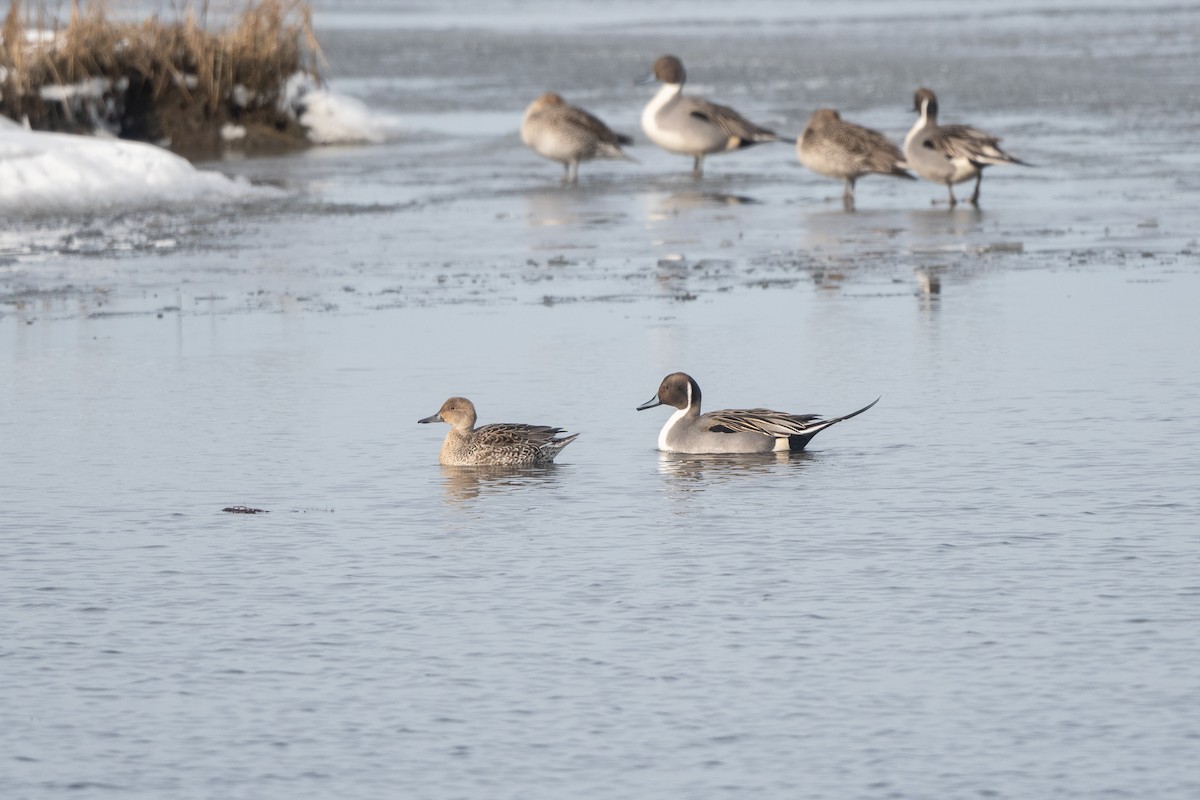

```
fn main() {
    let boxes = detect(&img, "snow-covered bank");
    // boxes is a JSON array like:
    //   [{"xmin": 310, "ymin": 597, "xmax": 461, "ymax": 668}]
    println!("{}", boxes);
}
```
[
  {"xmin": 0, "ymin": 82, "xmax": 405, "ymax": 215},
  {"xmin": 0, "ymin": 117, "xmax": 278, "ymax": 214}
]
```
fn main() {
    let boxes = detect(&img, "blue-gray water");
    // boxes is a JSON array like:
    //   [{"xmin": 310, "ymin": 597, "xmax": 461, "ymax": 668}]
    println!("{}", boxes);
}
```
[{"xmin": 3, "ymin": 1, "xmax": 1200, "ymax": 798}]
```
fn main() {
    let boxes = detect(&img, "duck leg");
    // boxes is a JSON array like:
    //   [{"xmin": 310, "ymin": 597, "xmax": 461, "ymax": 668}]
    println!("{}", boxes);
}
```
[
  {"xmin": 692, "ymin": 155, "xmax": 704, "ymax": 178},
  {"xmin": 945, "ymin": 182, "xmax": 958, "ymax": 208},
  {"xmin": 843, "ymin": 177, "xmax": 857, "ymax": 212},
  {"xmin": 968, "ymin": 172, "xmax": 983, "ymax": 206}
]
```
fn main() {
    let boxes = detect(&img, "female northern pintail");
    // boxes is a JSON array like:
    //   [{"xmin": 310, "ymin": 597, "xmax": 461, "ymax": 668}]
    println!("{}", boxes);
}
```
[
  {"xmin": 520, "ymin": 92, "xmax": 635, "ymax": 182},
  {"xmin": 637, "ymin": 55, "xmax": 781, "ymax": 177},
  {"xmin": 418, "ymin": 396, "xmax": 578, "ymax": 466},
  {"xmin": 903, "ymin": 87, "xmax": 1027, "ymax": 207},
  {"xmin": 797, "ymin": 108, "xmax": 915, "ymax": 211},
  {"xmin": 636, "ymin": 372, "xmax": 878, "ymax": 454}
]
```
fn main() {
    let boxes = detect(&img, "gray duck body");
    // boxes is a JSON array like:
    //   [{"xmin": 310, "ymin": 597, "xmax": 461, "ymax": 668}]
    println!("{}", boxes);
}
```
[
  {"xmin": 636, "ymin": 372, "xmax": 878, "ymax": 454},
  {"xmin": 639, "ymin": 55, "xmax": 780, "ymax": 177},
  {"xmin": 902, "ymin": 87, "xmax": 1026, "ymax": 207}
]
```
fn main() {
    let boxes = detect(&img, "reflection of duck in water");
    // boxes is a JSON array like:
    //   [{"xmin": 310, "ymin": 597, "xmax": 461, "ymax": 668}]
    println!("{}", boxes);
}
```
[
  {"xmin": 914, "ymin": 267, "xmax": 941, "ymax": 297},
  {"xmin": 419, "ymin": 397, "xmax": 578, "ymax": 466},
  {"xmin": 654, "ymin": 449, "xmax": 811, "ymax": 484},
  {"xmin": 437, "ymin": 464, "xmax": 565, "ymax": 503},
  {"xmin": 648, "ymin": 190, "xmax": 758, "ymax": 220},
  {"xmin": 637, "ymin": 372, "xmax": 878, "ymax": 454},
  {"xmin": 521, "ymin": 92, "xmax": 635, "ymax": 183}
]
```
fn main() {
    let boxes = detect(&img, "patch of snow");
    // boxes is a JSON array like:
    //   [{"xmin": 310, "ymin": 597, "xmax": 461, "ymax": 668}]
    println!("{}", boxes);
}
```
[
  {"xmin": 232, "ymin": 85, "xmax": 256, "ymax": 108},
  {"xmin": 221, "ymin": 123, "xmax": 247, "ymax": 141},
  {"xmin": 40, "ymin": 78, "xmax": 112, "ymax": 102},
  {"xmin": 284, "ymin": 74, "xmax": 405, "ymax": 145},
  {"xmin": 21, "ymin": 29, "xmax": 59, "ymax": 45},
  {"xmin": 0, "ymin": 125, "xmax": 282, "ymax": 214}
]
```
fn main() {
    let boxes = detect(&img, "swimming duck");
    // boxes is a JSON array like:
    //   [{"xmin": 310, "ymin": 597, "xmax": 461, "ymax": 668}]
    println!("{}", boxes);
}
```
[
  {"xmin": 636, "ymin": 372, "xmax": 878, "ymax": 454},
  {"xmin": 419, "ymin": 396, "xmax": 579, "ymax": 466}
]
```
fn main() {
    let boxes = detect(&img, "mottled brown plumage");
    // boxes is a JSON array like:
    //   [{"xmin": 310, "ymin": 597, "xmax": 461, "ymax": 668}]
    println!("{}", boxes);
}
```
[
  {"xmin": 797, "ymin": 108, "xmax": 914, "ymax": 210},
  {"xmin": 418, "ymin": 396, "xmax": 578, "ymax": 466},
  {"xmin": 521, "ymin": 92, "xmax": 634, "ymax": 182}
]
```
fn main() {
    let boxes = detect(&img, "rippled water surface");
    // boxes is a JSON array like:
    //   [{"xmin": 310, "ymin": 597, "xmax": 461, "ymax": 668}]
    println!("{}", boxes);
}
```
[{"xmin": 4, "ymin": 1, "xmax": 1200, "ymax": 798}]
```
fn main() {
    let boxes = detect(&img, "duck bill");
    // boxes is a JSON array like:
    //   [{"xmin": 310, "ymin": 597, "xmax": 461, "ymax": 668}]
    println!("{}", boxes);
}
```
[
  {"xmin": 636, "ymin": 395, "xmax": 663, "ymax": 411},
  {"xmin": 634, "ymin": 70, "xmax": 656, "ymax": 86},
  {"xmin": 417, "ymin": 413, "xmax": 443, "ymax": 424}
]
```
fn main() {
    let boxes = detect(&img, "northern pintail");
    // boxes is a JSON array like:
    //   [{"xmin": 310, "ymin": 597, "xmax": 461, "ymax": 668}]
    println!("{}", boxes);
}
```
[
  {"xmin": 797, "ymin": 108, "xmax": 915, "ymax": 210},
  {"xmin": 521, "ymin": 92, "xmax": 635, "ymax": 182},
  {"xmin": 637, "ymin": 55, "xmax": 781, "ymax": 177},
  {"xmin": 903, "ymin": 87, "xmax": 1026, "ymax": 207},
  {"xmin": 636, "ymin": 372, "xmax": 878, "ymax": 454},
  {"xmin": 419, "ymin": 396, "xmax": 578, "ymax": 466}
]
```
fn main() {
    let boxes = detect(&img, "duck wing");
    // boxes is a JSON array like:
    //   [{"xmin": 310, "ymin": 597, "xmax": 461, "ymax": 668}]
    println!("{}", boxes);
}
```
[
  {"xmin": 688, "ymin": 99, "xmax": 779, "ymax": 143},
  {"xmin": 701, "ymin": 408, "xmax": 823, "ymax": 437},
  {"xmin": 549, "ymin": 105, "xmax": 634, "ymax": 147},
  {"xmin": 473, "ymin": 423, "xmax": 573, "ymax": 447},
  {"xmin": 925, "ymin": 124, "xmax": 1024, "ymax": 166}
]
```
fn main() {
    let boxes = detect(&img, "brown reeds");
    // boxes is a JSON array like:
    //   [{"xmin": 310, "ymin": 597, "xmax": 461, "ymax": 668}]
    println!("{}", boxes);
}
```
[{"xmin": 0, "ymin": 0, "xmax": 324, "ymax": 157}]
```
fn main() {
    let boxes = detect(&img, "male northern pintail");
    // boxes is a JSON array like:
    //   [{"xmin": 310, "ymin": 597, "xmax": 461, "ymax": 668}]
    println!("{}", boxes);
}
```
[
  {"xmin": 903, "ymin": 87, "xmax": 1027, "ymax": 207},
  {"xmin": 636, "ymin": 372, "xmax": 878, "ymax": 454},
  {"xmin": 637, "ymin": 55, "xmax": 781, "ymax": 177},
  {"xmin": 797, "ymin": 108, "xmax": 915, "ymax": 211},
  {"xmin": 521, "ymin": 92, "xmax": 635, "ymax": 182},
  {"xmin": 419, "ymin": 396, "xmax": 578, "ymax": 466}
]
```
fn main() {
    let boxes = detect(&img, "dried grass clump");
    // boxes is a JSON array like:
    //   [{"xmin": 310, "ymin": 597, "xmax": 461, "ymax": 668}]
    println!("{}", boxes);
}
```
[{"xmin": 0, "ymin": 0, "xmax": 324, "ymax": 157}]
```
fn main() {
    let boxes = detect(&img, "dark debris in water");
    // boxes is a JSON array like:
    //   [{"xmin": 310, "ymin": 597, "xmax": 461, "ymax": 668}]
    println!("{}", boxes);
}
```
[{"xmin": 221, "ymin": 505, "xmax": 335, "ymax": 514}]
